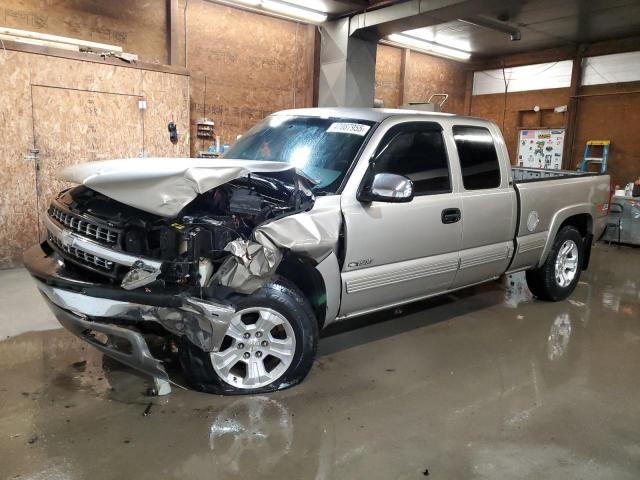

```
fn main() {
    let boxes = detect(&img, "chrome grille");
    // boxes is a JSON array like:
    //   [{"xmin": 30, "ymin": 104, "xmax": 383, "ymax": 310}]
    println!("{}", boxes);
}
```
[
  {"xmin": 48, "ymin": 232, "xmax": 115, "ymax": 272},
  {"xmin": 48, "ymin": 204, "xmax": 118, "ymax": 244}
]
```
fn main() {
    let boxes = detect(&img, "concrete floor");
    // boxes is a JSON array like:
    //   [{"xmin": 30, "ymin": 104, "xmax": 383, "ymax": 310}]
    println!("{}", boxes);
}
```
[{"xmin": 1, "ymin": 244, "xmax": 639, "ymax": 479}]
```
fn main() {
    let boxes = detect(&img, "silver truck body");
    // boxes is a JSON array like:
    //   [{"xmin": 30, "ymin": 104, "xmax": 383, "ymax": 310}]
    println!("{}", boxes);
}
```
[
  {"xmin": 276, "ymin": 108, "xmax": 608, "ymax": 322},
  {"xmin": 24, "ymin": 108, "xmax": 610, "ymax": 393}
]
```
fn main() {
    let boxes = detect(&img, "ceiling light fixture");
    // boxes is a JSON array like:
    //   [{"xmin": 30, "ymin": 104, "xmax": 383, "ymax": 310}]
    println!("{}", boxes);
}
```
[
  {"xmin": 232, "ymin": 0, "xmax": 261, "ymax": 5},
  {"xmin": 387, "ymin": 33, "xmax": 471, "ymax": 60},
  {"xmin": 261, "ymin": 0, "xmax": 328, "ymax": 23}
]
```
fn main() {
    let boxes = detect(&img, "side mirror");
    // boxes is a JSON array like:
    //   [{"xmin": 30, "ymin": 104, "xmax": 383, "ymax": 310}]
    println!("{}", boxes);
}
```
[{"xmin": 359, "ymin": 173, "xmax": 414, "ymax": 203}]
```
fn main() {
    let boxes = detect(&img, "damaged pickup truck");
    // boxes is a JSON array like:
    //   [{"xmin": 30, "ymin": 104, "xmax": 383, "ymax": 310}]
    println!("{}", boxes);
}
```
[{"xmin": 24, "ymin": 108, "xmax": 610, "ymax": 395}]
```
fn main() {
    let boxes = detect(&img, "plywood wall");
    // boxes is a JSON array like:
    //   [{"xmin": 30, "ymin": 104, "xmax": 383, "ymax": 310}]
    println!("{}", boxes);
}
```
[
  {"xmin": 0, "ymin": 49, "xmax": 39, "ymax": 270},
  {"xmin": 406, "ymin": 50, "xmax": 467, "ymax": 114},
  {"xmin": 572, "ymin": 82, "xmax": 640, "ymax": 187},
  {"xmin": 375, "ymin": 44, "xmax": 402, "ymax": 108},
  {"xmin": 0, "ymin": 0, "xmax": 168, "ymax": 63},
  {"xmin": 184, "ymin": 0, "xmax": 315, "ymax": 154},
  {"xmin": 375, "ymin": 44, "xmax": 469, "ymax": 114},
  {"xmin": 470, "ymin": 87, "xmax": 571, "ymax": 165},
  {"xmin": 469, "ymin": 81, "xmax": 640, "ymax": 187},
  {"xmin": 0, "ymin": 47, "xmax": 189, "ymax": 268}
]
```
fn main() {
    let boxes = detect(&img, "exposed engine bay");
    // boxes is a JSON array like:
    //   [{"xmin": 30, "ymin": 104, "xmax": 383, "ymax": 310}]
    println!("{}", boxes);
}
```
[{"xmin": 49, "ymin": 168, "xmax": 315, "ymax": 297}]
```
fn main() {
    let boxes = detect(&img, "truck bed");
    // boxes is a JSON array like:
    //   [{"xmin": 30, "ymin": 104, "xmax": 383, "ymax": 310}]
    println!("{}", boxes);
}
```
[
  {"xmin": 507, "ymin": 169, "xmax": 610, "ymax": 273},
  {"xmin": 511, "ymin": 166, "xmax": 602, "ymax": 183}
]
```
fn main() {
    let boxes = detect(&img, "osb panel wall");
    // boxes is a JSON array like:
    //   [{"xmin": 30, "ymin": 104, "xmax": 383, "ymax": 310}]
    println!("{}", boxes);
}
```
[
  {"xmin": 0, "ymin": 49, "xmax": 189, "ymax": 268},
  {"xmin": 572, "ymin": 82, "xmax": 640, "ymax": 187},
  {"xmin": 0, "ymin": 50, "xmax": 39, "ymax": 269},
  {"xmin": 470, "ymin": 88, "xmax": 571, "ymax": 165},
  {"xmin": 406, "ymin": 51, "xmax": 467, "ymax": 114},
  {"xmin": 1, "ymin": 0, "xmax": 168, "ymax": 63},
  {"xmin": 31, "ymin": 86, "xmax": 144, "ymax": 216},
  {"xmin": 141, "ymin": 69, "xmax": 191, "ymax": 157},
  {"xmin": 185, "ymin": 0, "xmax": 315, "ymax": 154},
  {"xmin": 375, "ymin": 44, "xmax": 402, "ymax": 108}
]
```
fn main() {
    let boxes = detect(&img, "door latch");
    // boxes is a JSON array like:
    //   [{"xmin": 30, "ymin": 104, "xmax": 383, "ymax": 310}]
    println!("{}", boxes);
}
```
[{"xmin": 24, "ymin": 148, "xmax": 40, "ymax": 161}]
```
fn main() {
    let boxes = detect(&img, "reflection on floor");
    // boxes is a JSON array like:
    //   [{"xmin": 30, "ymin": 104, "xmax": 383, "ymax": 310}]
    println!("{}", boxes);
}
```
[{"xmin": 1, "ymin": 243, "xmax": 639, "ymax": 479}]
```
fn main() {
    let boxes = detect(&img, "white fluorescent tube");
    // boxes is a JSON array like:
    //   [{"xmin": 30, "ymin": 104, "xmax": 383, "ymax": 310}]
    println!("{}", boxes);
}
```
[
  {"xmin": 262, "ymin": 0, "xmax": 328, "ymax": 23},
  {"xmin": 387, "ymin": 33, "xmax": 471, "ymax": 60}
]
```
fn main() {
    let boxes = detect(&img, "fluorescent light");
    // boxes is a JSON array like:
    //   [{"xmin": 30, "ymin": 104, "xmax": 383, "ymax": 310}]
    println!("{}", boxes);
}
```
[
  {"xmin": 232, "ymin": 0, "xmax": 261, "ymax": 5},
  {"xmin": 262, "ymin": 0, "xmax": 327, "ymax": 23},
  {"xmin": 387, "ymin": 33, "xmax": 471, "ymax": 60},
  {"xmin": 431, "ymin": 44, "xmax": 471, "ymax": 60},
  {"xmin": 281, "ymin": 0, "xmax": 329, "ymax": 12},
  {"xmin": 403, "ymin": 27, "xmax": 472, "ymax": 52}
]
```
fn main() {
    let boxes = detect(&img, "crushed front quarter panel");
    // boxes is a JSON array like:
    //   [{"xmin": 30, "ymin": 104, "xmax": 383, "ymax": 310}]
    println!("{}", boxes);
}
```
[
  {"xmin": 253, "ymin": 196, "xmax": 342, "ymax": 262},
  {"xmin": 217, "ymin": 196, "xmax": 343, "ymax": 294}
]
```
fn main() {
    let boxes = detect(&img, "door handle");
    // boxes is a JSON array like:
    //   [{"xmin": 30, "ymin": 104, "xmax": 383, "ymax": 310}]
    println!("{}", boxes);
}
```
[{"xmin": 441, "ymin": 208, "xmax": 461, "ymax": 224}]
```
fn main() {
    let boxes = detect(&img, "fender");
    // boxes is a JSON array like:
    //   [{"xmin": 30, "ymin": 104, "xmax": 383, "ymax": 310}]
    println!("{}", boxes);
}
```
[
  {"xmin": 315, "ymin": 252, "xmax": 342, "ymax": 326},
  {"xmin": 537, "ymin": 203, "xmax": 594, "ymax": 268}
]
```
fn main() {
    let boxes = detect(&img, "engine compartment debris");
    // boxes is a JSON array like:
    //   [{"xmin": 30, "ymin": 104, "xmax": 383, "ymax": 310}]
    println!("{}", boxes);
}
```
[{"xmin": 51, "ymin": 162, "xmax": 316, "ymax": 297}]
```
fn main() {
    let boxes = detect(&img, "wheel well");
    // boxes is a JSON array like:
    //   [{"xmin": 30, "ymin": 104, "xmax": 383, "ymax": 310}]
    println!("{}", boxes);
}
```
[
  {"xmin": 559, "ymin": 213, "xmax": 592, "ymax": 238},
  {"xmin": 276, "ymin": 254, "xmax": 327, "ymax": 329}
]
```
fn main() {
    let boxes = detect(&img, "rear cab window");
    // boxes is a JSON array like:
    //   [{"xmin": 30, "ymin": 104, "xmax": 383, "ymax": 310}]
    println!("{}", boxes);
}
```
[{"xmin": 452, "ymin": 126, "xmax": 501, "ymax": 190}]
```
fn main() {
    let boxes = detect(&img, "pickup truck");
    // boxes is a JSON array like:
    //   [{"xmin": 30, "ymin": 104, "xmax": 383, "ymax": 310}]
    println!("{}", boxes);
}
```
[{"xmin": 24, "ymin": 108, "xmax": 610, "ymax": 395}]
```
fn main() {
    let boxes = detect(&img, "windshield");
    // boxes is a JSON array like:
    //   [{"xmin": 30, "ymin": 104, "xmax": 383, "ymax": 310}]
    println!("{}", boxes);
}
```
[{"xmin": 222, "ymin": 115, "xmax": 375, "ymax": 193}]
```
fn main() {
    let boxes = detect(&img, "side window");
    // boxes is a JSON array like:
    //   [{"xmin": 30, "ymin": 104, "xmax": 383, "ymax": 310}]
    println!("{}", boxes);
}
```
[
  {"xmin": 373, "ymin": 123, "xmax": 451, "ymax": 195},
  {"xmin": 453, "ymin": 126, "xmax": 501, "ymax": 190}
]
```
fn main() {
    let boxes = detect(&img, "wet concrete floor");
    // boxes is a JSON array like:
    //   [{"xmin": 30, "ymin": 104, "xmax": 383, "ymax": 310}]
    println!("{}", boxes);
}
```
[{"xmin": 1, "ymin": 244, "xmax": 639, "ymax": 479}]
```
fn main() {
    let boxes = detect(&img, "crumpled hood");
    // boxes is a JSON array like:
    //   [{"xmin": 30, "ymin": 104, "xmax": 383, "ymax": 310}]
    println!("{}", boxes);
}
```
[{"xmin": 60, "ymin": 157, "xmax": 295, "ymax": 217}]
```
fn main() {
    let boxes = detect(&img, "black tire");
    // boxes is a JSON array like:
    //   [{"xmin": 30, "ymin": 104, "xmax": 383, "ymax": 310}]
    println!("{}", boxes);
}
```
[
  {"xmin": 179, "ymin": 277, "xmax": 318, "ymax": 395},
  {"xmin": 526, "ymin": 225, "xmax": 583, "ymax": 301}
]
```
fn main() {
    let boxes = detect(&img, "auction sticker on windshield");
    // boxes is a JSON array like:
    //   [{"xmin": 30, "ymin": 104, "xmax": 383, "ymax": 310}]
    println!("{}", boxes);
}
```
[{"xmin": 327, "ymin": 122, "xmax": 371, "ymax": 136}]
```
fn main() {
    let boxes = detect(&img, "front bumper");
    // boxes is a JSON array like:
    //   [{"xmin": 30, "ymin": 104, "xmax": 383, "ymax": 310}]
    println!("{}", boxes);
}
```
[{"xmin": 24, "ymin": 243, "xmax": 235, "ymax": 392}]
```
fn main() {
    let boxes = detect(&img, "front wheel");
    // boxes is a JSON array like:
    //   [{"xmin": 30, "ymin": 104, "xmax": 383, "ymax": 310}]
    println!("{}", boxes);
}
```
[
  {"xmin": 179, "ymin": 278, "xmax": 318, "ymax": 395},
  {"xmin": 526, "ymin": 225, "xmax": 583, "ymax": 301}
]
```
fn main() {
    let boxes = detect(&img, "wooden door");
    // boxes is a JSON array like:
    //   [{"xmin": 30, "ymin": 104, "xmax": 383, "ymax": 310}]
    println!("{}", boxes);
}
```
[
  {"xmin": 0, "ymin": 51, "xmax": 39, "ymax": 268},
  {"xmin": 31, "ymin": 86, "xmax": 143, "ymax": 230}
]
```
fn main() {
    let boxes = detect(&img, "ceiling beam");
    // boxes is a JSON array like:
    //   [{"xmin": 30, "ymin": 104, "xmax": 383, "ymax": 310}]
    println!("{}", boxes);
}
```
[{"xmin": 349, "ymin": 0, "xmax": 524, "ymax": 41}]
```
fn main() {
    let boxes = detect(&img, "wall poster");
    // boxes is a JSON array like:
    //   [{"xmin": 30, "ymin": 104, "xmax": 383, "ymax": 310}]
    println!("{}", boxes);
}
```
[{"xmin": 517, "ymin": 128, "xmax": 565, "ymax": 169}]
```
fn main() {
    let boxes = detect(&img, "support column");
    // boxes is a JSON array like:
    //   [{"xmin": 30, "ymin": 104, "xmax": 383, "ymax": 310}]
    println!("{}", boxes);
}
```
[
  {"xmin": 318, "ymin": 18, "xmax": 377, "ymax": 107},
  {"xmin": 463, "ymin": 70, "xmax": 474, "ymax": 115},
  {"xmin": 399, "ymin": 48, "xmax": 410, "ymax": 106},
  {"xmin": 563, "ymin": 49, "xmax": 584, "ymax": 169}
]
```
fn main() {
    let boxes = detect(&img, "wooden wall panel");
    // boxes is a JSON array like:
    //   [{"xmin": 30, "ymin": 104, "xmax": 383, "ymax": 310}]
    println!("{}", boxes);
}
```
[
  {"xmin": 470, "ymin": 88, "xmax": 571, "ymax": 165},
  {"xmin": 28, "ymin": 54, "xmax": 142, "ymax": 94},
  {"xmin": 0, "ymin": 0, "xmax": 168, "ymax": 64},
  {"xmin": 572, "ymin": 82, "xmax": 640, "ymax": 187},
  {"xmin": 141, "ymin": 70, "xmax": 190, "ymax": 157},
  {"xmin": 406, "ymin": 51, "xmax": 467, "ymax": 115},
  {"xmin": 0, "ymin": 49, "xmax": 190, "ymax": 267},
  {"xmin": 375, "ymin": 44, "xmax": 402, "ymax": 108},
  {"xmin": 470, "ymin": 82, "xmax": 640, "ymax": 187},
  {"xmin": 185, "ymin": 0, "xmax": 315, "ymax": 154},
  {"xmin": 32, "ymin": 87, "xmax": 144, "ymax": 220},
  {"xmin": 0, "ymin": 50, "xmax": 39, "ymax": 269}
]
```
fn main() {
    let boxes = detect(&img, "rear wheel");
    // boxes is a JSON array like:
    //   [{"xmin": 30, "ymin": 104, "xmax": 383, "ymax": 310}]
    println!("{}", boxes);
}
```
[
  {"xmin": 526, "ymin": 226, "xmax": 583, "ymax": 301},
  {"xmin": 179, "ymin": 278, "xmax": 318, "ymax": 394}
]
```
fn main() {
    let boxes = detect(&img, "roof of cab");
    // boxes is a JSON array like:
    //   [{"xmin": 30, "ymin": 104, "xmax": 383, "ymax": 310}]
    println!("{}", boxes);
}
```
[{"xmin": 272, "ymin": 107, "xmax": 476, "ymax": 124}]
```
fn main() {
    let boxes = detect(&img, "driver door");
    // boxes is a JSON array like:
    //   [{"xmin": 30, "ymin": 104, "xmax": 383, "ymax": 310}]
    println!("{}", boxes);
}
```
[{"xmin": 339, "ymin": 121, "xmax": 462, "ymax": 317}]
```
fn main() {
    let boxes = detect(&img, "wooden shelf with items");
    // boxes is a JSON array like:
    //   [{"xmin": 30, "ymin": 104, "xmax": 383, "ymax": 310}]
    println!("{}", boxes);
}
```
[{"xmin": 196, "ymin": 119, "xmax": 216, "ymax": 139}]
